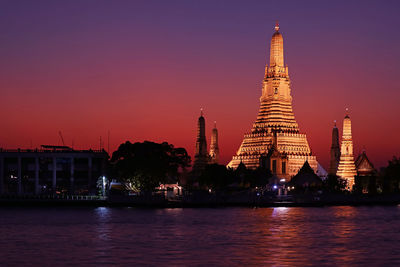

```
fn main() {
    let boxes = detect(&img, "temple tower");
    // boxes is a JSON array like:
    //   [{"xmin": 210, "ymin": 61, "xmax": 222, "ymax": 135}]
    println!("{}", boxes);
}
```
[
  {"xmin": 209, "ymin": 121, "xmax": 219, "ymax": 164},
  {"xmin": 193, "ymin": 109, "xmax": 209, "ymax": 172},
  {"xmin": 336, "ymin": 111, "xmax": 357, "ymax": 190},
  {"xmin": 328, "ymin": 121, "xmax": 341, "ymax": 175},
  {"xmin": 227, "ymin": 23, "xmax": 318, "ymax": 179}
]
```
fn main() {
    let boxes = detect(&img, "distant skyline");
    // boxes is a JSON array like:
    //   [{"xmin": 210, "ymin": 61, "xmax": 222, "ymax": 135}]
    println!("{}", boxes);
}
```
[{"xmin": 1, "ymin": 0, "xmax": 399, "ymax": 169}]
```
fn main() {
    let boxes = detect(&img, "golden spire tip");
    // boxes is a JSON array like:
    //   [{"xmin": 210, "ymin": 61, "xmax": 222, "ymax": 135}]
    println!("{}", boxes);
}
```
[{"xmin": 274, "ymin": 21, "xmax": 279, "ymax": 31}]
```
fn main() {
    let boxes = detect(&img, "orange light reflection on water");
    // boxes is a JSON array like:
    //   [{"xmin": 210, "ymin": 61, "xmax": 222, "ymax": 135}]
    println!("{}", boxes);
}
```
[{"xmin": 243, "ymin": 207, "xmax": 363, "ymax": 265}]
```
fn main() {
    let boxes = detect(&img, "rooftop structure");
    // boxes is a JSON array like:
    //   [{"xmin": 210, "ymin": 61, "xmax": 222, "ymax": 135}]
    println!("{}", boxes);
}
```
[{"xmin": 355, "ymin": 150, "xmax": 376, "ymax": 177}]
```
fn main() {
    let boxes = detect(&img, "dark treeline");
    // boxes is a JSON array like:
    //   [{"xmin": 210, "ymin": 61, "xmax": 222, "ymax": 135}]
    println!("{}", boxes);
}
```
[
  {"xmin": 109, "ymin": 141, "xmax": 190, "ymax": 192},
  {"xmin": 108, "ymin": 140, "xmax": 400, "ymax": 195},
  {"xmin": 194, "ymin": 163, "xmax": 272, "ymax": 191}
]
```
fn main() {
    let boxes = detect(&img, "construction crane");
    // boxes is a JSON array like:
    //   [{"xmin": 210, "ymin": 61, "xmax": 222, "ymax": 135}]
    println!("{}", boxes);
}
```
[{"xmin": 58, "ymin": 131, "xmax": 65, "ymax": 146}]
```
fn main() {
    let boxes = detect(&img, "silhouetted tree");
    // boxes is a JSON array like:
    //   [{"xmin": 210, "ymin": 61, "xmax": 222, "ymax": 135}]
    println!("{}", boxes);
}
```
[
  {"xmin": 110, "ymin": 141, "xmax": 191, "ymax": 192},
  {"xmin": 198, "ymin": 164, "xmax": 232, "ymax": 190},
  {"xmin": 245, "ymin": 167, "xmax": 271, "ymax": 188},
  {"xmin": 382, "ymin": 157, "xmax": 400, "ymax": 193},
  {"xmin": 355, "ymin": 175, "xmax": 378, "ymax": 194},
  {"xmin": 230, "ymin": 163, "xmax": 271, "ymax": 189},
  {"xmin": 367, "ymin": 175, "xmax": 378, "ymax": 194},
  {"xmin": 324, "ymin": 174, "xmax": 347, "ymax": 192}
]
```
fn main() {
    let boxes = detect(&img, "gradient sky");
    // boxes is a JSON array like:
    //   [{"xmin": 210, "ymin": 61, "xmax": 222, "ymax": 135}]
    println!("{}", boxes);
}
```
[{"xmin": 1, "ymin": 0, "xmax": 399, "ymax": 169}]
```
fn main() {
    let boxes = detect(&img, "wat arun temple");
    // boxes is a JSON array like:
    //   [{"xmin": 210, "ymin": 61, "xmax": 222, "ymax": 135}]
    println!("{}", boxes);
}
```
[{"xmin": 227, "ymin": 24, "xmax": 319, "ymax": 179}]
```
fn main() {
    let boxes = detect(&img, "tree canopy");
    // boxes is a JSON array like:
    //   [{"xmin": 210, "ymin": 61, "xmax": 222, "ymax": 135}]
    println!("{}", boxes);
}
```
[
  {"xmin": 198, "ymin": 164, "xmax": 233, "ymax": 190},
  {"xmin": 323, "ymin": 174, "xmax": 347, "ymax": 192},
  {"xmin": 382, "ymin": 156, "xmax": 400, "ymax": 193},
  {"xmin": 110, "ymin": 141, "xmax": 191, "ymax": 191}
]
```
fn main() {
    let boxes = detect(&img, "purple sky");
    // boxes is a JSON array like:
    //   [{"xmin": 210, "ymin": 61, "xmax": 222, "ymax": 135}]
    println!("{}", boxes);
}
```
[{"xmin": 1, "ymin": 0, "xmax": 399, "ymax": 169}]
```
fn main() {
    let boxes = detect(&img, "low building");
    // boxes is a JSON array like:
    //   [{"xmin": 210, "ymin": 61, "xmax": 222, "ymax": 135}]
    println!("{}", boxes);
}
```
[
  {"xmin": 355, "ymin": 150, "xmax": 376, "ymax": 177},
  {"xmin": 157, "ymin": 183, "xmax": 183, "ymax": 198},
  {"xmin": 0, "ymin": 145, "xmax": 108, "ymax": 195},
  {"xmin": 355, "ymin": 150, "xmax": 377, "ymax": 193}
]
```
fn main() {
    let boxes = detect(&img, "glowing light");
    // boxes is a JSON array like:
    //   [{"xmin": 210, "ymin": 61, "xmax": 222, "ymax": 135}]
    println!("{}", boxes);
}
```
[{"xmin": 102, "ymin": 176, "xmax": 106, "ymax": 197}]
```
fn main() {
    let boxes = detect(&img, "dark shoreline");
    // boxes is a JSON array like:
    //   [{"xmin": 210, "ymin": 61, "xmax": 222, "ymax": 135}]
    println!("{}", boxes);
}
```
[{"xmin": 1, "ymin": 195, "xmax": 400, "ymax": 208}]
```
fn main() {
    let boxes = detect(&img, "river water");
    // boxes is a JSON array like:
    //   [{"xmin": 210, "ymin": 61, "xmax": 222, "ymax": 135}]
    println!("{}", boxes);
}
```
[{"xmin": 1, "ymin": 206, "xmax": 400, "ymax": 266}]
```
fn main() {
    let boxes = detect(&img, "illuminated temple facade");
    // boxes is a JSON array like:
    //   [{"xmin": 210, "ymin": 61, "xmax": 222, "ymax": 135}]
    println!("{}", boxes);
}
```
[
  {"xmin": 227, "ymin": 24, "xmax": 318, "ymax": 179},
  {"xmin": 209, "ymin": 122, "xmax": 219, "ymax": 164},
  {"xmin": 336, "ymin": 112, "xmax": 357, "ymax": 190}
]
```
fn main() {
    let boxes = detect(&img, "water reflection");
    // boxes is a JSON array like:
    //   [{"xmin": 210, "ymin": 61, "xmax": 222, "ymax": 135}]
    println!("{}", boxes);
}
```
[
  {"xmin": 95, "ymin": 206, "xmax": 111, "ymax": 219},
  {"xmin": 247, "ymin": 208, "xmax": 313, "ymax": 265},
  {"xmin": 94, "ymin": 207, "xmax": 112, "ymax": 261},
  {"xmin": 271, "ymin": 206, "xmax": 289, "ymax": 216},
  {"xmin": 1, "ymin": 207, "xmax": 400, "ymax": 265}
]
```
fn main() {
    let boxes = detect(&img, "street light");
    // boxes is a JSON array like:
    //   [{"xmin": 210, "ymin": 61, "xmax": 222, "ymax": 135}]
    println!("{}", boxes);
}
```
[{"xmin": 102, "ymin": 176, "xmax": 106, "ymax": 197}]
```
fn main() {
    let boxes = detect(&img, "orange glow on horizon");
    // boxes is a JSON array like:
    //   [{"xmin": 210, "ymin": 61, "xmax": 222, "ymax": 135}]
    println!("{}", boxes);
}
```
[{"xmin": 1, "ymin": 1, "xmax": 399, "ymax": 170}]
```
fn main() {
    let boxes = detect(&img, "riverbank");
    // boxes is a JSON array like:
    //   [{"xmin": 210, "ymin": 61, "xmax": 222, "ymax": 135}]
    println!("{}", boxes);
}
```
[{"xmin": 1, "ymin": 194, "xmax": 400, "ymax": 208}]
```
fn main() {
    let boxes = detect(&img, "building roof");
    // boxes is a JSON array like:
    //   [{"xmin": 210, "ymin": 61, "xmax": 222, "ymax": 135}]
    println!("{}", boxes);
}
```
[
  {"xmin": 287, "ymin": 161, "xmax": 322, "ymax": 187},
  {"xmin": 355, "ymin": 151, "xmax": 376, "ymax": 175}
]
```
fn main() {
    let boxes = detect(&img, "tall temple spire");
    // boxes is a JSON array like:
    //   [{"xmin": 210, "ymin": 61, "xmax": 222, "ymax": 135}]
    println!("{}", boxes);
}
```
[
  {"xmin": 270, "ymin": 23, "xmax": 284, "ymax": 67},
  {"xmin": 328, "ymin": 120, "xmax": 340, "ymax": 175},
  {"xmin": 195, "ymin": 110, "xmax": 207, "ymax": 157},
  {"xmin": 193, "ymin": 110, "xmax": 209, "ymax": 174},
  {"xmin": 336, "ymin": 111, "xmax": 357, "ymax": 190},
  {"xmin": 209, "ymin": 121, "xmax": 219, "ymax": 164},
  {"xmin": 228, "ymin": 24, "xmax": 318, "ymax": 178}
]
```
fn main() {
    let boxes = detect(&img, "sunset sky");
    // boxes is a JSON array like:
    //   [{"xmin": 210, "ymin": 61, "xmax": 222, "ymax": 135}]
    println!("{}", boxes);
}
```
[{"xmin": 1, "ymin": 0, "xmax": 399, "ymax": 169}]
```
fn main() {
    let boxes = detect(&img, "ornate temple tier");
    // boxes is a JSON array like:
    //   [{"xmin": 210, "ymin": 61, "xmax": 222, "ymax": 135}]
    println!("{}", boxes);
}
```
[{"xmin": 227, "ymin": 24, "xmax": 318, "ymax": 178}]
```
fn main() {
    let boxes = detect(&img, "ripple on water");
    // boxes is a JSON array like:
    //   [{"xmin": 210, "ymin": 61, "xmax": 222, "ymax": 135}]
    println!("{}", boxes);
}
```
[{"xmin": 0, "ymin": 206, "xmax": 400, "ymax": 265}]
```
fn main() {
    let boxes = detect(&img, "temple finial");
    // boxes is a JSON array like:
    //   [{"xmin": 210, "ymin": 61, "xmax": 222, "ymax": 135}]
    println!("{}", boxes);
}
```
[
  {"xmin": 334, "ymin": 120, "xmax": 337, "ymax": 127},
  {"xmin": 345, "ymin": 107, "xmax": 349, "ymax": 117},
  {"xmin": 214, "ymin": 121, "xmax": 217, "ymax": 128},
  {"xmin": 275, "ymin": 21, "xmax": 279, "ymax": 31},
  {"xmin": 200, "ymin": 108, "xmax": 203, "ymax": 117}
]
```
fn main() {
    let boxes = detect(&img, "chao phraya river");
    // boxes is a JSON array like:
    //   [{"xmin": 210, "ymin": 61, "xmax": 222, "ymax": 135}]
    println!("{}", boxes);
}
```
[{"xmin": 1, "ymin": 206, "xmax": 400, "ymax": 266}]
